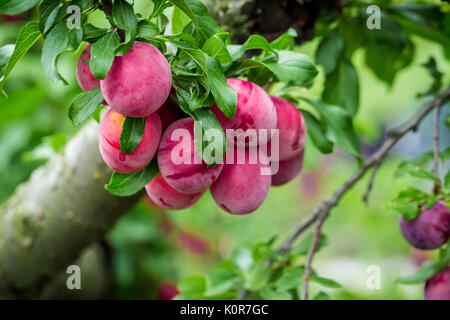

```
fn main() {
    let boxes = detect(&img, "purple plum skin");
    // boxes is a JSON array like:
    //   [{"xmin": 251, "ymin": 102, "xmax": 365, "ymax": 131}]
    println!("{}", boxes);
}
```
[
  {"xmin": 99, "ymin": 109, "xmax": 162, "ymax": 173},
  {"xmin": 272, "ymin": 150, "xmax": 304, "ymax": 186},
  {"xmin": 157, "ymin": 118, "xmax": 223, "ymax": 194},
  {"xmin": 210, "ymin": 148, "xmax": 271, "ymax": 215},
  {"xmin": 424, "ymin": 267, "xmax": 450, "ymax": 300},
  {"xmin": 210, "ymin": 78, "xmax": 277, "ymax": 146},
  {"xmin": 145, "ymin": 174, "xmax": 203, "ymax": 210},
  {"xmin": 101, "ymin": 42, "xmax": 172, "ymax": 117},
  {"xmin": 76, "ymin": 44, "xmax": 100, "ymax": 91},
  {"xmin": 270, "ymin": 96, "xmax": 306, "ymax": 161},
  {"xmin": 399, "ymin": 200, "xmax": 450, "ymax": 250}
]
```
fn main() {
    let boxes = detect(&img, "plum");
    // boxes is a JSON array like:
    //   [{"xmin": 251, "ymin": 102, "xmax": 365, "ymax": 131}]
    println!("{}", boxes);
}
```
[
  {"xmin": 76, "ymin": 44, "xmax": 100, "ymax": 91},
  {"xmin": 210, "ymin": 148, "xmax": 271, "ymax": 215},
  {"xmin": 157, "ymin": 118, "xmax": 223, "ymax": 194},
  {"xmin": 157, "ymin": 93, "xmax": 186, "ymax": 130},
  {"xmin": 271, "ymin": 150, "xmax": 304, "ymax": 186},
  {"xmin": 98, "ymin": 109, "xmax": 162, "ymax": 173},
  {"xmin": 424, "ymin": 267, "xmax": 450, "ymax": 300},
  {"xmin": 145, "ymin": 174, "xmax": 203, "ymax": 210},
  {"xmin": 101, "ymin": 41, "xmax": 172, "ymax": 117},
  {"xmin": 158, "ymin": 282, "xmax": 180, "ymax": 300},
  {"xmin": 399, "ymin": 200, "xmax": 450, "ymax": 250},
  {"xmin": 270, "ymin": 96, "xmax": 306, "ymax": 161},
  {"xmin": 210, "ymin": 78, "xmax": 277, "ymax": 147}
]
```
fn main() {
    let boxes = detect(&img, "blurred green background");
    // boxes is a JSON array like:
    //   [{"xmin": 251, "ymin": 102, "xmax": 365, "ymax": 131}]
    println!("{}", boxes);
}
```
[{"xmin": 1, "ymin": 1, "xmax": 449, "ymax": 300}]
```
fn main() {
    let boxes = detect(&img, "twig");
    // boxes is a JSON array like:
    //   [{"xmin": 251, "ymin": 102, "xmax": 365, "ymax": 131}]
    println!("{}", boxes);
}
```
[
  {"xmin": 237, "ymin": 87, "xmax": 450, "ymax": 300},
  {"xmin": 363, "ymin": 158, "xmax": 382, "ymax": 203},
  {"xmin": 433, "ymin": 105, "xmax": 441, "ymax": 194},
  {"xmin": 301, "ymin": 211, "xmax": 327, "ymax": 300}
]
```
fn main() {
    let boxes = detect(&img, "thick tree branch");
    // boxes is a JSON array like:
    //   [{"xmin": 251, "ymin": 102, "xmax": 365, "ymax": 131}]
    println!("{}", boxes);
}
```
[
  {"xmin": 0, "ymin": 121, "xmax": 142, "ymax": 299},
  {"xmin": 239, "ymin": 87, "xmax": 450, "ymax": 300}
]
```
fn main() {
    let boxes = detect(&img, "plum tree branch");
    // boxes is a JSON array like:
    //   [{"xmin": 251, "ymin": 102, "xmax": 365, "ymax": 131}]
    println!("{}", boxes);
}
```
[
  {"xmin": 433, "ymin": 105, "xmax": 441, "ymax": 194},
  {"xmin": 0, "ymin": 121, "xmax": 142, "ymax": 299},
  {"xmin": 238, "ymin": 86, "xmax": 450, "ymax": 300},
  {"xmin": 301, "ymin": 211, "xmax": 327, "ymax": 300}
]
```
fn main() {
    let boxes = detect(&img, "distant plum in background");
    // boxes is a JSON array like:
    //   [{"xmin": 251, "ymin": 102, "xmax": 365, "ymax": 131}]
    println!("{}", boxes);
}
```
[
  {"xmin": 99, "ymin": 109, "xmax": 162, "ymax": 173},
  {"xmin": 424, "ymin": 267, "xmax": 450, "ymax": 300},
  {"xmin": 399, "ymin": 200, "xmax": 450, "ymax": 250}
]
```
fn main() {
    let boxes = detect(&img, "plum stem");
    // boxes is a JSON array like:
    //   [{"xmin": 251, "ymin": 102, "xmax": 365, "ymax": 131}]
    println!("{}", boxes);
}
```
[{"xmin": 237, "ymin": 86, "xmax": 450, "ymax": 300}]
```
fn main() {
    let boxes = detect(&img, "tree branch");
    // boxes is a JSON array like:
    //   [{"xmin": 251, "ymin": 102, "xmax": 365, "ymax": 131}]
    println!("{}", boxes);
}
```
[
  {"xmin": 362, "ymin": 158, "xmax": 382, "ymax": 203},
  {"xmin": 0, "ymin": 121, "xmax": 142, "ymax": 299},
  {"xmin": 301, "ymin": 212, "xmax": 327, "ymax": 300},
  {"xmin": 238, "ymin": 87, "xmax": 450, "ymax": 299},
  {"xmin": 433, "ymin": 105, "xmax": 441, "ymax": 194}
]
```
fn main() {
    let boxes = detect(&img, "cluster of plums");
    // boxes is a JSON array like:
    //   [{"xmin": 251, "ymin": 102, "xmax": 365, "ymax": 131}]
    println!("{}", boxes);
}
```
[
  {"xmin": 76, "ymin": 41, "xmax": 307, "ymax": 215},
  {"xmin": 399, "ymin": 201, "xmax": 450, "ymax": 300}
]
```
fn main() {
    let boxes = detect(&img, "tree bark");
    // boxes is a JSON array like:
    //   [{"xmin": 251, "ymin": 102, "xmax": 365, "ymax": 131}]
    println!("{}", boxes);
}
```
[{"xmin": 0, "ymin": 121, "xmax": 142, "ymax": 299}]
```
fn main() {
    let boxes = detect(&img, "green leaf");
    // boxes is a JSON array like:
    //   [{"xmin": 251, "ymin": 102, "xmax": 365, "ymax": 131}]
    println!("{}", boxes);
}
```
[
  {"xmin": 0, "ymin": 21, "xmax": 41, "ymax": 90},
  {"xmin": 276, "ymin": 266, "xmax": 304, "ymax": 291},
  {"xmin": 0, "ymin": 0, "xmax": 39, "ymax": 15},
  {"xmin": 439, "ymin": 241, "xmax": 450, "ymax": 264},
  {"xmin": 270, "ymin": 28, "xmax": 297, "ymax": 50},
  {"xmin": 90, "ymin": 31, "xmax": 121, "ymax": 80},
  {"xmin": 227, "ymin": 34, "xmax": 274, "ymax": 61},
  {"xmin": 418, "ymin": 57, "xmax": 443, "ymax": 97},
  {"xmin": 120, "ymin": 116, "xmax": 147, "ymax": 154},
  {"xmin": 192, "ymin": 107, "xmax": 225, "ymax": 166},
  {"xmin": 41, "ymin": 21, "xmax": 82, "ymax": 84},
  {"xmin": 315, "ymin": 28, "xmax": 344, "ymax": 75},
  {"xmin": 137, "ymin": 20, "xmax": 159, "ymax": 38},
  {"xmin": 172, "ymin": 5, "xmax": 191, "ymax": 34},
  {"xmin": 83, "ymin": 24, "xmax": 109, "ymax": 42},
  {"xmin": 112, "ymin": 0, "xmax": 137, "ymax": 55},
  {"xmin": 245, "ymin": 261, "xmax": 271, "ymax": 291},
  {"xmin": 263, "ymin": 50, "xmax": 318, "ymax": 87},
  {"xmin": 313, "ymin": 291, "xmax": 330, "ymax": 300},
  {"xmin": 363, "ymin": 13, "xmax": 414, "ymax": 85},
  {"xmin": 150, "ymin": 0, "xmax": 172, "ymax": 19},
  {"xmin": 389, "ymin": 13, "xmax": 450, "ymax": 58},
  {"xmin": 291, "ymin": 233, "xmax": 328, "ymax": 256},
  {"xmin": 38, "ymin": 0, "xmax": 64, "ymax": 35},
  {"xmin": 202, "ymin": 32, "xmax": 232, "ymax": 64},
  {"xmin": 301, "ymin": 110, "xmax": 334, "ymax": 154},
  {"xmin": 178, "ymin": 275, "xmax": 206, "ymax": 294},
  {"xmin": 302, "ymin": 98, "xmax": 360, "ymax": 156},
  {"xmin": 389, "ymin": 188, "xmax": 437, "ymax": 220},
  {"xmin": 0, "ymin": 45, "xmax": 14, "ymax": 78},
  {"xmin": 105, "ymin": 158, "xmax": 159, "ymax": 197},
  {"xmin": 68, "ymin": 87, "xmax": 104, "ymax": 125},
  {"xmin": 397, "ymin": 261, "xmax": 447, "ymax": 285},
  {"xmin": 204, "ymin": 269, "xmax": 239, "ymax": 297},
  {"xmin": 168, "ymin": 0, "xmax": 219, "ymax": 46},
  {"xmin": 322, "ymin": 59, "xmax": 359, "ymax": 117},
  {"xmin": 311, "ymin": 276, "xmax": 342, "ymax": 288},
  {"xmin": 260, "ymin": 288, "xmax": 292, "ymax": 300},
  {"xmin": 397, "ymin": 164, "xmax": 439, "ymax": 182},
  {"xmin": 445, "ymin": 172, "xmax": 450, "ymax": 190},
  {"xmin": 206, "ymin": 56, "xmax": 237, "ymax": 118}
]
